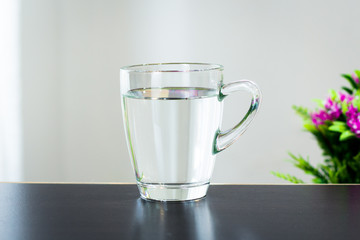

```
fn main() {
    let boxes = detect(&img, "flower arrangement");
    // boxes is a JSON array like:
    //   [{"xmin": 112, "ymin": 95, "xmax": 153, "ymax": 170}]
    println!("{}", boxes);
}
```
[{"xmin": 273, "ymin": 70, "xmax": 360, "ymax": 183}]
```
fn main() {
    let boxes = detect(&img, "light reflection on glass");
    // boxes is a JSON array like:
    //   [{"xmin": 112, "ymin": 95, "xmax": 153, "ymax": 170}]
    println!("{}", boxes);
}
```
[{"xmin": 131, "ymin": 198, "xmax": 215, "ymax": 240}]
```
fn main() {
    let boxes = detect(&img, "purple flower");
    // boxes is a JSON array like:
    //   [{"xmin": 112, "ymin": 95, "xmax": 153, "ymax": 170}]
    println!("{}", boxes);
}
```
[
  {"xmin": 339, "ymin": 92, "xmax": 354, "ymax": 103},
  {"xmin": 311, "ymin": 97, "xmax": 342, "ymax": 126},
  {"xmin": 311, "ymin": 110, "xmax": 332, "ymax": 126},
  {"xmin": 324, "ymin": 98, "xmax": 341, "ymax": 119},
  {"xmin": 352, "ymin": 73, "xmax": 360, "ymax": 84},
  {"xmin": 346, "ymin": 104, "xmax": 360, "ymax": 137}
]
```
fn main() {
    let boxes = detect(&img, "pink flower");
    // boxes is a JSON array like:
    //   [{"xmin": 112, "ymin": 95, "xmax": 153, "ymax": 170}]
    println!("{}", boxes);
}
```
[
  {"xmin": 311, "ymin": 110, "xmax": 332, "ymax": 126},
  {"xmin": 352, "ymin": 73, "xmax": 359, "ymax": 84},
  {"xmin": 339, "ymin": 92, "xmax": 354, "ymax": 103},
  {"xmin": 324, "ymin": 98, "xmax": 341, "ymax": 119},
  {"xmin": 346, "ymin": 104, "xmax": 360, "ymax": 137},
  {"xmin": 311, "ymin": 97, "xmax": 342, "ymax": 126}
]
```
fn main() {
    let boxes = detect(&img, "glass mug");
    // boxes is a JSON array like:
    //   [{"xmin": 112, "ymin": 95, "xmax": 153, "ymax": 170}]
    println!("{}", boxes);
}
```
[{"xmin": 120, "ymin": 63, "xmax": 261, "ymax": 201}]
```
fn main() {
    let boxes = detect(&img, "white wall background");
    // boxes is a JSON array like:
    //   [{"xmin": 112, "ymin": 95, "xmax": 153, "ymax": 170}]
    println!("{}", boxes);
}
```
[
  {"xmin": 14, "ymin": 0, "xmax": 360, "ymax": 183},
  {"xmin": 0, "ymin": 0, "xmax": 22, "ymax": 181}
]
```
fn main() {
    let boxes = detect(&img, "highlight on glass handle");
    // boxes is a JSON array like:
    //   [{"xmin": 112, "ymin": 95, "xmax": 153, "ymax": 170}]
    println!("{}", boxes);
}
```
[{"xmin": 214, "ymin": 80, "xmax": 262, "ymax": 153}]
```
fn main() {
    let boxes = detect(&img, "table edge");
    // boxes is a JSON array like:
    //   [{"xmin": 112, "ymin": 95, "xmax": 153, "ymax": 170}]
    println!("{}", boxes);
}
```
[{"xmin": 1, "ymin": 182, "xmax": 360, "ymax": 186}]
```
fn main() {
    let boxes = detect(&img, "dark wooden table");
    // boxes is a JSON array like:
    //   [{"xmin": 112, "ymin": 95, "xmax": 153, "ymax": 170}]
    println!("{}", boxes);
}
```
[{"xmin": 0, "ymin": 183, "xmax": 360, "ymax": 240}]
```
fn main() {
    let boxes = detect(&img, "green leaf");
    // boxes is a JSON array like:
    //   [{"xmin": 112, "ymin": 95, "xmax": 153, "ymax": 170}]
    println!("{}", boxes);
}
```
[
  {"xmin": 287, "ymin": 153, "xmax": 328, "ymax": 183},
  {"xmin": 354, "ymin": 70, "xmax": 360, "ymax": 83},
  {"xmin": 303, "ymin": 120, "xmax": 317, "ymax": 132},
  {"xmin": 334, "ymin": 164, "xmax": 347, "ymax": 182},
  {"xmin": 328, "ymin": 168, "xmax": 339, "ymax": 183},
  {"xmin": 313, "ymin": 99, "xmax": 324, "ymax": 108},
  {"xmin": 292, "ymin": 105, "xmax": 310, "ymax": 120},
  {"xmin": 342, "ymin": 86, "xmax": 353, "ymax": 94},
  {"xmin": 271, "ymin": 171, "xmax": 304, "ymax": 184},
  {"xmin": 328, "ymin": 124, "xmax": 347, "ymax": 133},
  {"xmin": 332, "ymin": 121, "xmax": 347, "ymax": 126},
  {"xmin": 342, "ymin": 73, "xmax": 358, "ymax": 89},
  {"xmin": 317, "ymin": 124, "xmax": 328, "ymax": 135},
  {"xmin": 339, "ymin": 130, "xmax": 356, "ymax": 141},
  {"xmin": 329, "ymin": 89, "xmax": 338, "ymax": 100},
  {"xmin": 354, "ymin": 152, "xmax": 360, "ymax": 162},
  {"xmin": 312, "ymin": 178, "xmax": 327, "ymax": 183},
  {"xmin": 355, "ymin": 89, "xmax": 360, "ymax": 97},
  {"xmin": 341, "ymin": 101, "xmax": 349, "ymax": 113},
  {"xmin": 353, "ymin": 98, "xmax": 360, "ymax": 109},
  {"xmin": 319, "ymin": 165, "xmax": 331, "ymax": 178}
]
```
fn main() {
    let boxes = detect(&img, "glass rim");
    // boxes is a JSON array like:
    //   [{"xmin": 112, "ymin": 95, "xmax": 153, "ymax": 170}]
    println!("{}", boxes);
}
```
[{"xmin": 120, "ymin": 62, "xmax": 224, "ymax": 73}]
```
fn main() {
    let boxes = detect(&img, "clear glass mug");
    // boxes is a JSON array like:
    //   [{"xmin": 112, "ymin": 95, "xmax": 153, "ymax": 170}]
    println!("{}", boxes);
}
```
[{"xmin": 120, "ymin": 63, "xmax": 261, "ymax": 201}]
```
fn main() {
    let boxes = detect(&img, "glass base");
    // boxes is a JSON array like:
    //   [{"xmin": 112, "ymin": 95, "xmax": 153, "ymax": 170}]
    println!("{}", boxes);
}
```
[{"xmin": 137, "ymin": 181, "xmax": 209, "ymax": 202}]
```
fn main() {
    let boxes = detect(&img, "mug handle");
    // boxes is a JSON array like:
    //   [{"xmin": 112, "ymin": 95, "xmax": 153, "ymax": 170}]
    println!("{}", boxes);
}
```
[{"xmin": 213, "ymin": 80, "xmax": 262, "ymax": 153}]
